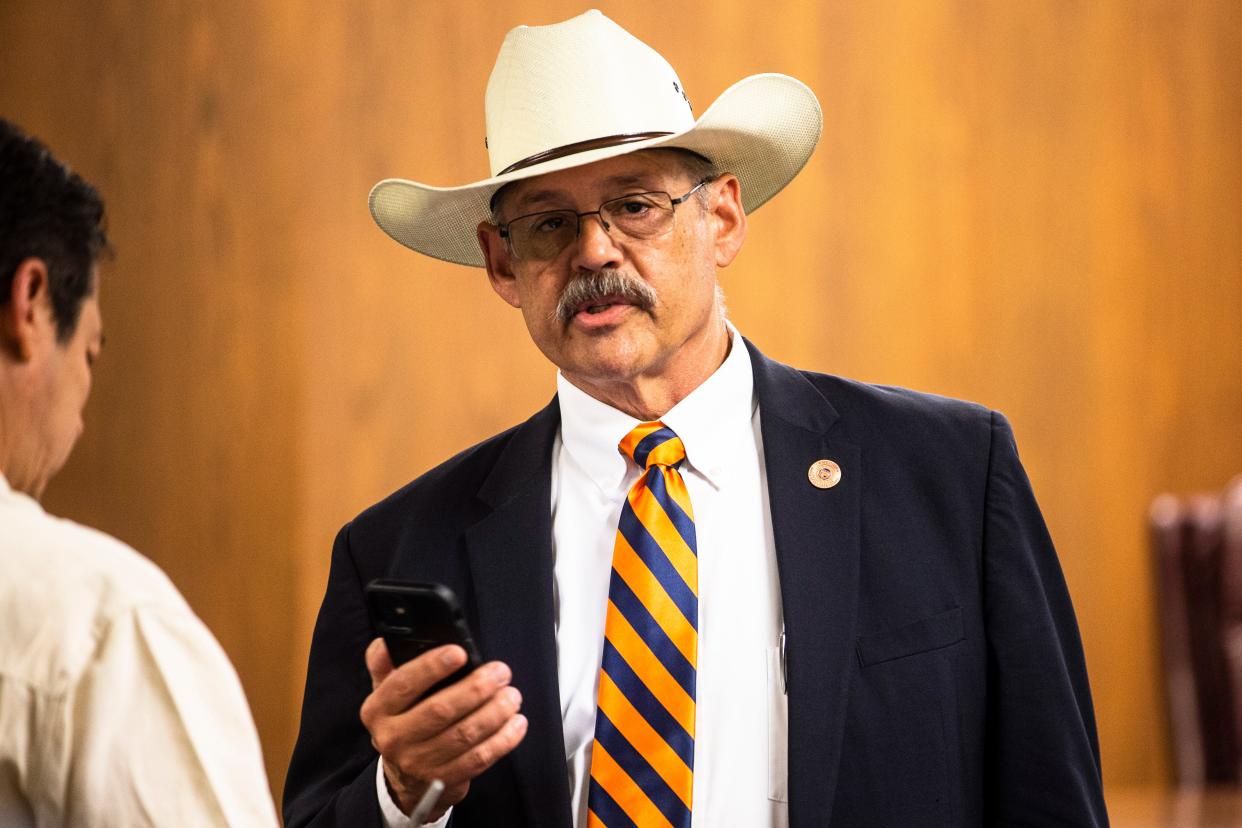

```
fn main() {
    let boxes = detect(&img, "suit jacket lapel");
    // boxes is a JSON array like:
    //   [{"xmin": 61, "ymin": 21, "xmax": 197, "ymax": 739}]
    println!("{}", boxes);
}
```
[
  {"xmin": 747, "ymin": 340, "xmax": 861, "ymax": 827},
  {"xmin": 465, "ymin": 399, "xmax": 574, "ymax": 828}
]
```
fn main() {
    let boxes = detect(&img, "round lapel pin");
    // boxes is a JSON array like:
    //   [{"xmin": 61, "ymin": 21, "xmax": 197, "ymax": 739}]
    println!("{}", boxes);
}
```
[{"xmin": 808, "ymin": 459, "xmax": 842, "ymax": 489}]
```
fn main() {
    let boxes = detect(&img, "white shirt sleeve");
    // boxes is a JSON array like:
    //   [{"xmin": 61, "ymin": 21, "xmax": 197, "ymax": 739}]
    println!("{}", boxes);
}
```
[
  {"xmin": 376, "ymin": 759, "xmax": 452, "ymax": 828},
  {"xmin": 47, "ymin": 602, "xmax": 279, "ymax": 828}
]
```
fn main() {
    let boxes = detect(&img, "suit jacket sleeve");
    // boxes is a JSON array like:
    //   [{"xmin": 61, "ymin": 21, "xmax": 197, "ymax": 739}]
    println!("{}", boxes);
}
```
[
  {"xmin": 284, "ymin": 523, "xmax": 385, "ymax": 828},
  {"xmin": 982, "ymin": 411, "xmax": 1108, "ymax": 824}
]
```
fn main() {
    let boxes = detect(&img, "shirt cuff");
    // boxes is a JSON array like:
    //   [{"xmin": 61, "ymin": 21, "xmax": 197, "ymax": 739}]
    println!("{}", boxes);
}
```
[{"xmin": 375, "ymin": 759, "xmax": 452, "ymax": 828}]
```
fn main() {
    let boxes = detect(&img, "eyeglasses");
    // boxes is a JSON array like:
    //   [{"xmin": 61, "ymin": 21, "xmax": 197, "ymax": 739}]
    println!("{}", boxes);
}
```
[{"xmin": 497, "ymin": 179, "xmax": 712, "ymax": 262}]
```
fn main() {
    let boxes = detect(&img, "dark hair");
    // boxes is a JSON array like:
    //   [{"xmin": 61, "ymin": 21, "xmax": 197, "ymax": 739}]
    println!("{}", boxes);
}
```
[{"xmin": 0, "ymin": 119, "xmax": 109, "ymax": 342}]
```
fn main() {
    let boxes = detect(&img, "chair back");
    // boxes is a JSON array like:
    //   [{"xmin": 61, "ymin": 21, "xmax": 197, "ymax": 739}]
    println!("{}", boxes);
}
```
[{"xmin": 1150, "ymin": 477, "xmax": 1242, "ymax": 786}]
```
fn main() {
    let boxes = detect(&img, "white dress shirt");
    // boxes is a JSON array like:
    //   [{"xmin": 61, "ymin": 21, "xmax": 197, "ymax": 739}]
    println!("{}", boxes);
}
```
[
  {"xmin": 383, "ymin": 325, "xmax": 787, "ymax": 827},
  {"xmin": 0, "ymin": 472, "xmax": 279, "ymax": 828}
]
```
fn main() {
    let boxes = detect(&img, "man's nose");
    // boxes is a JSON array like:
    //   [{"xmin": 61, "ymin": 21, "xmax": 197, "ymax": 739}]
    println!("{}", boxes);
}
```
[{"xmin": 570, "ymin": 212, "xmax": 623, "ymax": 272}]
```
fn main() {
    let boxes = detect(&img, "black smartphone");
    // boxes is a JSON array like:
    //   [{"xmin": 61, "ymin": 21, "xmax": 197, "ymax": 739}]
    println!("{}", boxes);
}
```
[{"xmin": 365, "ymin": 579, "xmax": 483, "ymax": 696}]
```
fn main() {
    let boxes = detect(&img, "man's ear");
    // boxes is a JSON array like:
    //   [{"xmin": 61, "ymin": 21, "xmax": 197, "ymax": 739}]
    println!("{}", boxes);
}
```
[
  {"xmin": 708, "ymin": 175, "xmax": 747, "ymax": 269},
  {"xmin": 1, "ymin": 257, "xmax": 51, "ymax": 361},
  {"xmin": 478, "ymin": 221, "xmax": 523, "ymax": 309}
]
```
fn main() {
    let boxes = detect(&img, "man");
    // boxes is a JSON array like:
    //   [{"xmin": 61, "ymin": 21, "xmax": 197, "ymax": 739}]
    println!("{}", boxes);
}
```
[
  {"xmin": 286, "ymin": 11, "xmax": 1107, "ymax": 827},
  {"xmin": 0, "ymin": 119, "xmax": 279, "ymax": 827}
]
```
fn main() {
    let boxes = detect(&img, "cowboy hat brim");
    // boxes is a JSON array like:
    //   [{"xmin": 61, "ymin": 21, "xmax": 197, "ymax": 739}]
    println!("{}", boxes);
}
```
[{"xmin": 368, "ymin": 73, "xmax": 823, "ymax": 268}]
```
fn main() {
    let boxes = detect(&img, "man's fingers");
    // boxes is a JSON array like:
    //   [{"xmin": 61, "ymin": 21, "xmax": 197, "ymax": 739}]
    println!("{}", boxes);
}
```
[
  {"xmin": 363, "ymin": 644, "xmax": 468, "ymax": 722},
  {"xmin": 386, "ymin": 661, "xmax": 512, "ymax": 745},
  {"xmin": 367, "ymin": 660, "xmax": 514, "ymax": 774},
  {"xmin": 365, "ymin": 638, "xmax": 395, "ymax": 691},
  {"xmin": 436, "ymin": 712, "xmax": 529, "ymax": 783},
  {"xmin": 417, "ymin": 685, "xmax": 523, "ymax": 767},
  {"xmin": 389, "ymin": 700, "xmax": 528, "ymax": 789}
]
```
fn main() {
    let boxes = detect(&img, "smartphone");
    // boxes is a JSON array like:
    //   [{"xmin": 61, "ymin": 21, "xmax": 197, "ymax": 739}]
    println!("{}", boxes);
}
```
[{"xmin": 365, "ymin": 579, "xmax": 482, "ymax": 696}]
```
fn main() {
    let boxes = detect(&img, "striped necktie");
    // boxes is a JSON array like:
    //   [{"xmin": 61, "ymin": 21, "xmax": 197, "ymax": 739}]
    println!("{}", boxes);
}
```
[{"xmin": 587, "ymin": 421, "xmax": 698, "ymax": 828}]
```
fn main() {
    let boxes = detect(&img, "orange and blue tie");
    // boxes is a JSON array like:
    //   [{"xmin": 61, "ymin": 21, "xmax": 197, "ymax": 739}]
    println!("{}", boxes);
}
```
[{"xmin": 587, "ymin": 422, "xmax": 697, "ymax": 828}]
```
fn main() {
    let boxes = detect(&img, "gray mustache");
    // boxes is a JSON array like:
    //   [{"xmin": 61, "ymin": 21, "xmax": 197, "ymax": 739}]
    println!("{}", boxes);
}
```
[{"xmin": 553, "ymin": 270, "xmax": 657, "ymax": 324}]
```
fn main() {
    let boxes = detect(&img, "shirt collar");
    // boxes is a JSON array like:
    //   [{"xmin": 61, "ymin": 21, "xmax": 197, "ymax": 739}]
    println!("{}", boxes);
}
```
[{"xmin": 556, "ymin": 322, "xmax": 756, "ymax": 494}]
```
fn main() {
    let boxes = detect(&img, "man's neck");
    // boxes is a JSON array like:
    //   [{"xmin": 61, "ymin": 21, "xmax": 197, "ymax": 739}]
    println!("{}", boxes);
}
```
[{"xmin": 0, "ymin": 392, "xmax": 41, "ymax": 500}]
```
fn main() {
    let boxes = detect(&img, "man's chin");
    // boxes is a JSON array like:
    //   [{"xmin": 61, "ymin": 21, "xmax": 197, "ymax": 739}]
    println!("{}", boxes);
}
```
[{"xmin": 559, "ymin": 345, "xmax": 653, "ymax": 387}]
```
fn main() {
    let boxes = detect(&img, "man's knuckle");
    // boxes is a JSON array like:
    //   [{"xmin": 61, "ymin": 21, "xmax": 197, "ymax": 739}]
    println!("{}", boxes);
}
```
[
  {"xmin": 453, "ymin": 721, "xmax": 479, "ymax": 749},
  {"xmin": 468, "ymin": 744, "xmax": 493, "ymax": 772},
  {"xmin": 376, "ymin": 723, "xmax": 405, "ymax": 752},
  {"xmin": 472, "ymin": 673, "xmax": 494, "ymax": 698},
  {"xmin": 425, "ymin": 697, "xmax": 455, "ymax": 725}
]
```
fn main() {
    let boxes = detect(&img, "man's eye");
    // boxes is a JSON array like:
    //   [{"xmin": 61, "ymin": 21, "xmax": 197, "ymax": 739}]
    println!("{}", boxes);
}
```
[
  {"xmin": 533, "ymin": 215, "xmax": 567, "ymax": 233},
  {"xmin": 617, "ymin": 200, "xmax": 652, "ymax": 215}
]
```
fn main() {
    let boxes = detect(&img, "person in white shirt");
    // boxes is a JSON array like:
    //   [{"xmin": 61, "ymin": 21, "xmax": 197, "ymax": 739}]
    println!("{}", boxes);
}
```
[
  {"xmin": 285, "ymin": 11, "xmax": 1107, "ymax": 828},
  {"xmin": 0, "ymin": 118, "xmax": 279, "ymax": 827}
]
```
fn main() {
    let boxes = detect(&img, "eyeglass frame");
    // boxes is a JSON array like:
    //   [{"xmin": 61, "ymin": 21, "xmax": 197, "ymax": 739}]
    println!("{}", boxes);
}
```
[{"xmin": 495, "ymin": 178, "xmax": 715, "ymax": 261}]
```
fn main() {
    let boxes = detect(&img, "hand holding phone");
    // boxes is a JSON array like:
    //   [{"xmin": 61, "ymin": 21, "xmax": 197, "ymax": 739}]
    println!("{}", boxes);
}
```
[{"xmin": 359, "ymin": 579, "xmax": 527, "ymax": 820}]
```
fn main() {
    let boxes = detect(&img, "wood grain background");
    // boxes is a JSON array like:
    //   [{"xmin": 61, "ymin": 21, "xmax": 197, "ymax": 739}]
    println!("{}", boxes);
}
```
[{"xmin": 3, "ymin": 0, "xmax": 1240, "ymax": 801}]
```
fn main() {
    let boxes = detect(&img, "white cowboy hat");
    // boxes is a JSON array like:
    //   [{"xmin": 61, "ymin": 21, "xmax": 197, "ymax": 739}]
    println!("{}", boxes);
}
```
[{"xmin": 369, "ymin": 9, "xmax": 823, "ymax": 267}]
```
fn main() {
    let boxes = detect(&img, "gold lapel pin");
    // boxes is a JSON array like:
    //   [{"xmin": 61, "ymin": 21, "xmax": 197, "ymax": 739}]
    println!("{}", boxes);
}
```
[{"xmin": 808, "ymin": 459, "xmax": 842, "ymax": 489}]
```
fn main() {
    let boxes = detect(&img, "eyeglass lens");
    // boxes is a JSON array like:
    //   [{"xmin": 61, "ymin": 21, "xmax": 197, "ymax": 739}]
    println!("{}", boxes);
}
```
[{"xmin": 507, "ymin": 191, "xmax": 677, "ymax": 261}]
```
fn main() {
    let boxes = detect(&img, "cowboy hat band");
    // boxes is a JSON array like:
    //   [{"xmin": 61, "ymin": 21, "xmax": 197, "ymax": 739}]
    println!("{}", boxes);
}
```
[
  {"xmin": 368, "ymin": 9, "xmax": 823, "ymax": 268},
  {"xmin": 497, "ymin": 132, "xmax": 674, "ymax": 177}
]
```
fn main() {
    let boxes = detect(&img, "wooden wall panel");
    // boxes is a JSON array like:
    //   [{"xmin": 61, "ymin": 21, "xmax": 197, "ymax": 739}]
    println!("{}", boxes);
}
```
[
  {"xmin": 0, "ymin": 0, "xmax": 312, "ymax": 794},
  {"xmin": 3, "ymin": 0, "xmax": 1240, "ymax": 800}
]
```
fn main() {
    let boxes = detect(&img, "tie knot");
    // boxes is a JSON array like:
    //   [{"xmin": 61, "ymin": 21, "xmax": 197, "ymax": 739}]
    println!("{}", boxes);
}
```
[{"xmin": 619, "ymin": 421, "xmax": 686, "ymax": 470}]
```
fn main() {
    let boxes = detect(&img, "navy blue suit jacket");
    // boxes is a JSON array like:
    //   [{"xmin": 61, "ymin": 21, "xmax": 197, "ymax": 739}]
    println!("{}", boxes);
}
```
[{"xmin": 284, "ymin": 341, "xmax": 1107, "ymax": 827}]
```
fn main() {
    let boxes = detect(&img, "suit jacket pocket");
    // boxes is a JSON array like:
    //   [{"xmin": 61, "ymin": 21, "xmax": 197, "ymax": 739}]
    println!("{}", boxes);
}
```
[{"xmin": 855, "ymin": 606, "xmax": 964, "ymax": 667}]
